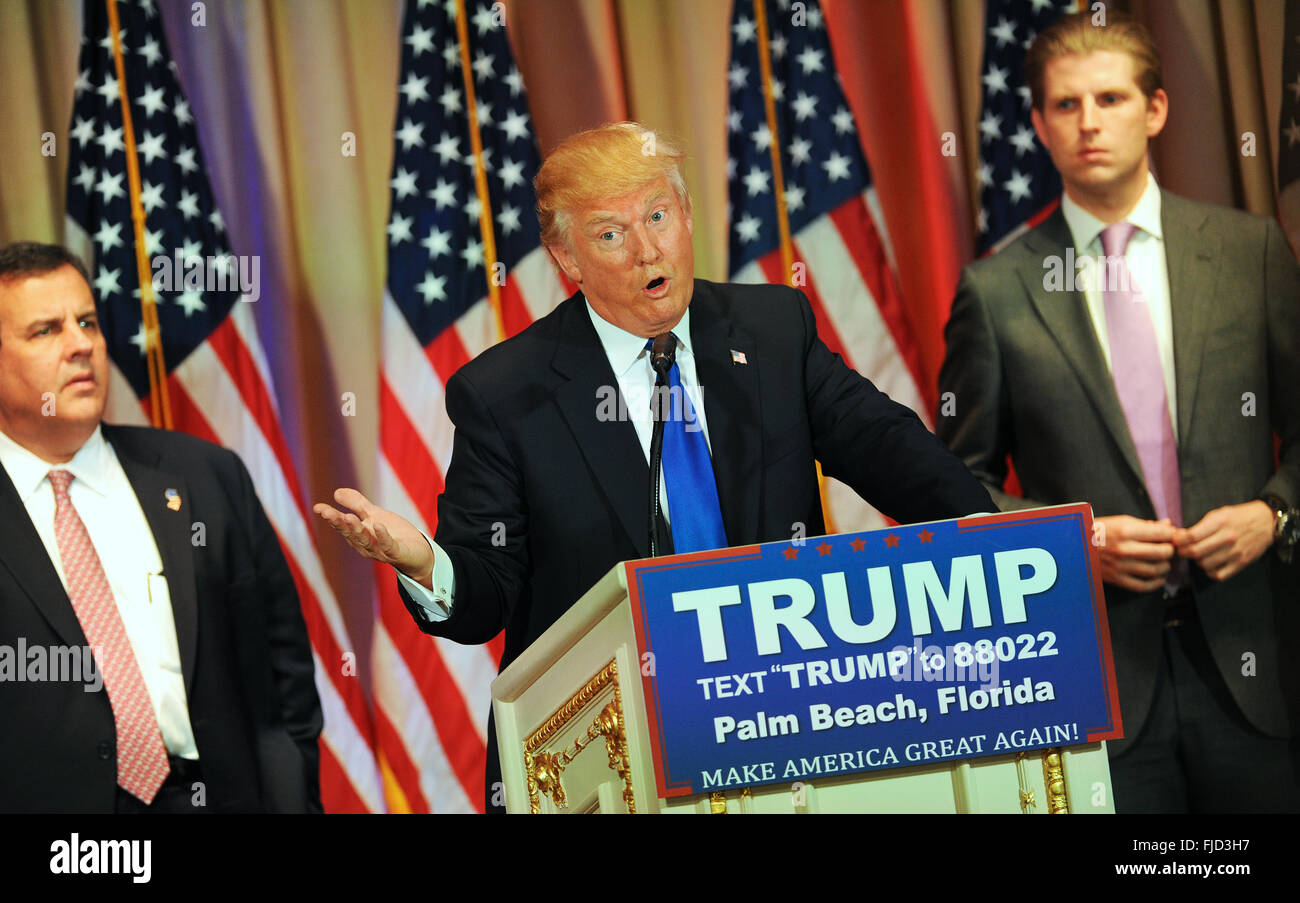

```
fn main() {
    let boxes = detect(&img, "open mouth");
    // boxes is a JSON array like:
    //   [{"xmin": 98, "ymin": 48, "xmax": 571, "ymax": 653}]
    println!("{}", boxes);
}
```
[{"xmin": 646, "ymin": 277, "xmax": 665, "ymax": 291}]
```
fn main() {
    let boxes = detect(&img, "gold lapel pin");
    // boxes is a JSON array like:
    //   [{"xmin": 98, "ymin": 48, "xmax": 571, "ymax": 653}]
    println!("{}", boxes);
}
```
[
  {"xmin": 165, "ymin": 488, "xmax": 182, "ymax": 512},
  {"xmin": 731, "ymin": 349, "xmax": 748, "ymax": 365}
]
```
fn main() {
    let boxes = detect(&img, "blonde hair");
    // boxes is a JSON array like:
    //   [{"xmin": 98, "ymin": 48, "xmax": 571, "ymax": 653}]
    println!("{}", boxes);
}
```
[
  {"xmin": 1025, "ymin": 11, "xmax": 1162, "ymax": 112},
  {"xmin": 534, "ymin": 122, "xmax": 690, "ymax": 248}
]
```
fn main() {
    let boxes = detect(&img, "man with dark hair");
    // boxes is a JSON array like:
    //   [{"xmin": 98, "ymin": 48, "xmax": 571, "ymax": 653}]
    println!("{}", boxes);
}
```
[
  {"xmin": 0, "ymin": 241, "xmax": 323, "ymax": 813},
  {"xmin": 939, "ymin": 13, "xmax": 1300, "ymax": 811}
]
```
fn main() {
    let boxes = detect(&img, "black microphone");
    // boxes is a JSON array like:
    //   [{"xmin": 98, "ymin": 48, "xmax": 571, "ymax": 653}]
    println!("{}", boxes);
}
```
[{"xmin": 647, "ymin": 332, "xmax": 678, "ymax": 557}]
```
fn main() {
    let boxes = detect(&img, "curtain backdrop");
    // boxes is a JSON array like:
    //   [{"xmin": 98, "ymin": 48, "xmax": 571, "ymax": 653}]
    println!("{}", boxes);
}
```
[{"xmin": 1, "ymin": 0, "xmax": 1293, "ymax": 673}]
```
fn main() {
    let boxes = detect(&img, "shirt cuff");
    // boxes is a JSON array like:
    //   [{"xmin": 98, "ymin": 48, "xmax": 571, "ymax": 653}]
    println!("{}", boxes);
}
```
[{"xmin": 395, "ymin": 534, "xmax": 455, "ymax": 621}]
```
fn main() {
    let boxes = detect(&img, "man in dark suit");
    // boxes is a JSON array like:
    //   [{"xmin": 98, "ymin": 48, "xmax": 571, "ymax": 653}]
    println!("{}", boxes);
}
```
[
  {"xmin": 938, "ymin": 14, "xmax": 1300, "ymax": 811},
  {"xmin": 317, "ymin": 122, "xmax": 994, "ymax": 811},
  {"xmin": 0, "ymin": 242, "xmax": 322, "ymax": 813}
]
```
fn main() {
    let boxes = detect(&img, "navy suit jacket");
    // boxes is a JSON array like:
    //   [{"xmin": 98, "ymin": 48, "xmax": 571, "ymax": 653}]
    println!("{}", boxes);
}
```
[{"xmin": 399, "ymin": 280, "xmax": 995, "ymax": 809}]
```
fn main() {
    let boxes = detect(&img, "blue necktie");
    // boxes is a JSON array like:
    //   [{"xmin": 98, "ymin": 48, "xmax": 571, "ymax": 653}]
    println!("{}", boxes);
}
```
[{"xmin": 647, "ymin": 337, "xmax": 728, "ymax": 553}]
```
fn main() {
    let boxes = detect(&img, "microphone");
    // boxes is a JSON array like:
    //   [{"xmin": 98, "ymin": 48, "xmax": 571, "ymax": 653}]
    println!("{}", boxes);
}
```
[{"xmin": 647, "ymin": 332, "xmax": 678, "ymax": 557}]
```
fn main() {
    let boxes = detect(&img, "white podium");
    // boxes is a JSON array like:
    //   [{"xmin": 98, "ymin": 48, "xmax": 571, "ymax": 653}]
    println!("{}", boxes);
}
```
[{"xmin": 491, "ymin": 562, "xmax": 1115, "ymax": 814}]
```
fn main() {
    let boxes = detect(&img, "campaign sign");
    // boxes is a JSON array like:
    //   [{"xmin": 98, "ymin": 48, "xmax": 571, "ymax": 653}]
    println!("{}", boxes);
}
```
[{"xmin": 625, "ymin": 503, "xmax": 1122, "ymax": 798}]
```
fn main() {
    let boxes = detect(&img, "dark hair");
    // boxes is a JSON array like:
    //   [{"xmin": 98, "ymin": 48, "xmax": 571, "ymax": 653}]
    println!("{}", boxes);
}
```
[
  {"xmin": 1025, "ymin": 11, "xmax": 1163, "ymax": 112},
  {"xmin": 0, "ymin": 241, "xmax": 93, "ymax": 290}
]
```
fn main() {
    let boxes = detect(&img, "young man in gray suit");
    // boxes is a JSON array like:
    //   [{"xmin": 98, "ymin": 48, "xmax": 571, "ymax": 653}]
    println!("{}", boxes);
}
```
[{"xmin": 939, "ymin": 12, "xmax": 1300, "ymax": 812}]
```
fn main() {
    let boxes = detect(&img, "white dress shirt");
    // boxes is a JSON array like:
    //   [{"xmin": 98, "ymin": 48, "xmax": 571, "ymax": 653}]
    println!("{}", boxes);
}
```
[
  {"xmin": 0, "ymin": 426, "xmax": 199, "ymax": 759},
  {"xmin": 1060, "ymin": 171, "xmax": 1179, "ymax": 438},
  {"xmin": 400, "ymin": 299, "xmax": 713, "ymax": 619}
]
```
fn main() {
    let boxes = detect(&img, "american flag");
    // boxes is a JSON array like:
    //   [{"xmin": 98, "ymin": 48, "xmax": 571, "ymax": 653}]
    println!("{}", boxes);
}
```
[
  {"xmin": 1278, "ymin": 1, "xmax": 1300, "ymax": 254},
  {"xmin": 974, "ymin": 0, "xmax": 1072, "ymax": 254},
  {"xmin": 376, "ymin": 0, "xmax": 568, "ymax": 812},
  {"xmin": 727, "ymin": 0, "xmax": 927, "ymax": 533},
  {"xmin": 63, "ymin": 0, "xmax": 384, "ymax": 812}
]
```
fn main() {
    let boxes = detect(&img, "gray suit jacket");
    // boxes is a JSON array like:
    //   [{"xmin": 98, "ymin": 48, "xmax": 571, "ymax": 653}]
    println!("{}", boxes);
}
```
[{"xmin": 938, "ymin": 190, "xmax": 1300, "ymax": 751}]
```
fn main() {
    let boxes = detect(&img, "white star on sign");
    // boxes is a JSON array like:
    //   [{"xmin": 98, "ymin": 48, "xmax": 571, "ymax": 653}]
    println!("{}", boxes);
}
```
[
  {"xmin": 406, "ymin": 23, "xmax": 435, "ymax": 57},
  {"xmin": 71, "ymin": 116, "xmax": 96, "ymax": 146},
  {"xmin": 733, "ymin": 16, "xmax": 756, "ymax": 44},
  {"xmin": 395, "ymin": 117, "xmax": 426, "ymax": 151},
  {"xmin": 1286, "ymin": 117, "xmax": 1300, "ymax": 147},
  {"xmin": 129, "ymin": 322, "xmax": 149, "ymax": 356},
  {"xmin": 433, "ymin": 132, "xmax": 461, "ymax": 165},
  {"xmin": 421, "ymin": 226, "xmax": 452, "ymax": 259},
  {"xmin": 497, "ymin": 203, "xmax": 522, "ymax": 235},
  {"xmin": 390, "ymin": 166, "xmax": 419, "ymax": 200},
  {"xmin": 735, "ymin": 213, "xmax": 761, "ymax": 243},
  {"xmin": 503, "ymin": 66, "xmax": 523, "ymax": 96},
  {"xmin": 178, "ymin": 188, "xmax": 200, "ymax": 220},
  {"xmin": 990, "ymin": 17, "xmax": 1017, "ymax": 47},
  {"xmin": 174, "ymin": 98, "xmax": 192, "ymax": 126},
  {"xmin": 138, "ymin": 130, "xmax": 167, "ymax": 165},
  {"xmin": 94, "ymin": 221, "xmax": 124, "ymax": 252},
  {"xmin": 95, "ymin": 74, "xmax": 119, "ymax": 105},
  {"xmin": 438, "ymin": 85, "xmax": 462, "ymax": 116},
  {"xmin": 770, "ymin": 34, "xmax": 787, "ymax": 60},
  {"xmin": 416, "ymin": 271, "xmax": 447, "ymax": 303},
  {"xmin": 399, "ymin": 73, "xmax": 430, "ymax": 105},
  {"xmin": 751, "ymin": 124, "xmax": 773, "ymax": 151},
  {"xmin": 795, "ymin": 47, "xmax": 824, "ymax": 76},
  {"xmin": 96, "ymin": 171, "xmax": 125, "ymax": 203},
  {"xmin": 498, "ymin": 157, "xmax": 526, "ymax": 189},
  {"xmin": 1289, "ymin": 73, "xmax": 1300, "ymax": 102},
  {"xmin": 831, "ymin": 106, "xmax": 854, "ymax": 135},
  {"xmin": 74, "ymin": 163, "xmax": 96, "ymax": 193},
  {"xmin": 983, "ymin": 64, "xmax": 1009, "ymax": 96},
  {"xmin": 727, "ymin": 110, "xmax": 742, "ymax": 133},
  {"xmin": 461, "ymin": 236, "xmax": 484, "ymax": 269},
  {"xmin": 979, "ymin": 111, "xmax": 1002, "ymax": 142},
  {"xmin": 789, "ymin": 136, "xmax": 812, "ymax": 166},
  {"xmin": 1003, "ymin": 169, "xmax": 1033, "ymax": 203},
  {"xmin": 74, "ymin": 68, "xmax": 91, "ymax": 97},
  {"xmin": 743, "ymin": 166, "xmax": 771, "ymax": 196},
  {"xmin": 140, "ymin": 180, "xmax": 165, "ymax": 214},
  {"xmin": 472, "ymin": 4, "xmax": 499, "ymax": 34},
  {"xmin": 792, "ymin": 92, "xmax": 818, "ymax": 122},
  {"xmin": 822, "ymin": 151, "xmax": 851, "ymax": 182},
  {"xmin": 387, "ymin": 213, "xmax": 414, "ymax": 244},
  {"xmin": 429, "ymin": 178, "xmax": 457, "ymax": 209},
  {"xmin": 137, "ymin": 84, "xmax": 167, "ymax": 118},
  {"xmin": 143, "ymin": 227, "xmax": 165, "ymax": 257},
  {"xmin": 175, "ymin": 145, "xmax": 198, "ymax": 174},
  {"xmin": 977, "ymin": 161, "xmax": 993, "ymax": 188},
  {"xmin": 175, "ymin": 289, "xmax": 206, "ymax": 316},
  {"xmin": 728, "ymin": 64, "xmax": 748, "ymax": 91},
  {"xmin": 472, "ymin": 51, "xmax": 495, "ymax": 82},
  {"xmin": 138, "ymin": 35, "xmax": 162, "ymax": 66},
  {"xmin": 1009, "ymin": 124, "xmax": 1037, "ymax": 157},
  {"xmin": 96, "ymin": 124, "xmax": 124, "ymax": 157},
  {"xmin": 784, "ymin": 185, "xmax": 806, "ymax": 213},
  {"xmin": 94, "ymin": 266, "xmax": 121, "ymax": 299},
  {"xmin": 501, "ymin": 110, "xmax": 530, "ymax": 143}
]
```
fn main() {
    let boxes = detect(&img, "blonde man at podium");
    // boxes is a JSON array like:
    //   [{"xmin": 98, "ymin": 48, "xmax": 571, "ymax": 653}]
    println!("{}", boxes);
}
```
[{"xmin": 317, "ymin": 122, "xmax": 993, "ymax": 812}]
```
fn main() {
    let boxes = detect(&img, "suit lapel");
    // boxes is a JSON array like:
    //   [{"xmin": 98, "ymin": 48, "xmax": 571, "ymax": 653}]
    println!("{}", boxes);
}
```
[
  {"xmin": 0, "ymin": 463, "xmax": 88, "ymax": 648},
  {"xmin": 689, "ymin": 283, "xmax": 761, "ymax": 547},
  {"xmin": 551, "ymin": 298, "xmax": 658, "ymax": 558},
  {"xmin": 1162, "ymin": 191, "xmax": 1217, "ymax": 443},
  {"xmin": 1019, "ymin": 210, "xmax": 1146, "ymax": 486},
  {"xmin": 104, "ymin": 426, "xmax": 198, "ymax": 694}
]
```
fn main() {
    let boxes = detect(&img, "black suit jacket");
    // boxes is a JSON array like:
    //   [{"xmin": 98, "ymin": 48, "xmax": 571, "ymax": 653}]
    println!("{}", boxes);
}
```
[
  {"xmin": 938, "ymin": 192, "xmax": 1300, "ymax": 752},
  {"xmin": 0, "ymin": 425, "xmax": 323, "ymax": 813},
  {"xmin": 400, "ymin": 280, "xmax": 995, "ymax": 808}
]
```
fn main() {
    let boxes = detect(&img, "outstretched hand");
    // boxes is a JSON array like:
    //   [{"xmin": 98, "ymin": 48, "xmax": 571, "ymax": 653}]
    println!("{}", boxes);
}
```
[{"xmin": 314, "ymin": 488, "xmax": 435, "ymax": 588}]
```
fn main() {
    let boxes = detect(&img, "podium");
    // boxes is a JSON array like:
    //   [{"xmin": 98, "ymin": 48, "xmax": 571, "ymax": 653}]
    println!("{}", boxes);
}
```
[{"xmin": 491, "ymin": 554, "xmax": 1116, "ymax": 814}]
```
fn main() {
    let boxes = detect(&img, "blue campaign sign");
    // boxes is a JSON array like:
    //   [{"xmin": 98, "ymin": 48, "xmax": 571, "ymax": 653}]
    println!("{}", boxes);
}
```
[{"xmin": 625, "ymin": 503, "xmax": 1121, "ymax": 798}]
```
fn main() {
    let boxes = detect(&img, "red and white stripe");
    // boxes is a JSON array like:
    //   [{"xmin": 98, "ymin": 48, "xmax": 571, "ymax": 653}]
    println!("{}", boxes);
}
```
[
  {"xmin": 375, "ymin": 245, "xmax": 568, "ymax": 812},
  {"xmin": 732, "ymin": 190, "xmax": 928, "ymax": 534},
  {"xmin": 73, "ymin": 219, "xmax": 387, "ymax": 813}
]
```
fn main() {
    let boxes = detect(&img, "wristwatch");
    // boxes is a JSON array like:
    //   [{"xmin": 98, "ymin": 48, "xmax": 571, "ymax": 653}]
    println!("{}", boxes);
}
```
[{"xmin": 1260, "ymin": 493, "xmax": 1299, "ymax": 564}]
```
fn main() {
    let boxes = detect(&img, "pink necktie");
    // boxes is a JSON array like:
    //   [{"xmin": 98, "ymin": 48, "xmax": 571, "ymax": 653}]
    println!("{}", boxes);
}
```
[
  {"xmin": 49, "ymin": 469, "xmax": 170, "ymax": 803},
  {"xmin": 1099, "ymin": 224, "xmax": 1185, "ymax": 588}
]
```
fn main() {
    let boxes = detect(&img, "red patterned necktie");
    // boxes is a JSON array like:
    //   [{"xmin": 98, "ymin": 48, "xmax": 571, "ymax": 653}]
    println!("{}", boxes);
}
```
[{"xmin": 48, "ymin": 469, "xmax": 170, "ymax": 803}]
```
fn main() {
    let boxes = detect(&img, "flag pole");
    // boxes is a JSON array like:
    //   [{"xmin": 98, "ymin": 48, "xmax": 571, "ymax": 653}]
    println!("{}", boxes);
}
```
[
  {"xmin": 105, "ymin": 0, "xmax": 172, "ymax": 429},
  {"xmin": 752, "ymin": 0, "xmax": 836, "ymax": 533},
  {"xmin": 455, "ymin": 0, "xmax": 506, "ymax": 345}
]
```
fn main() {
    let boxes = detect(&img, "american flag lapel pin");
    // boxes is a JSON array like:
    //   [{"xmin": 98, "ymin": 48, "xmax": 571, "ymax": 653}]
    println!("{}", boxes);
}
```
[
  {"xmin": 731, "ymin": 349, "xmax": 748, "ymax": 365},
  {"xmin": 165, "ymin": 488, "xmax": 182, "ymax": 512}
]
